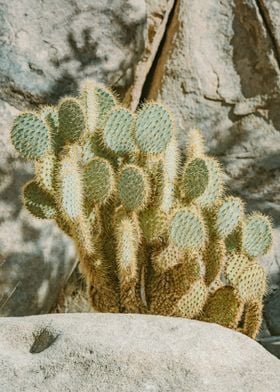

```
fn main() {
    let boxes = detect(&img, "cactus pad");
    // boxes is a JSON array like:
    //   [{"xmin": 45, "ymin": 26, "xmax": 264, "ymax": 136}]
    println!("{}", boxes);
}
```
[
  {"xmin": 81, "ymin": 136, "xmax": 96, "ymax": 164},
  {"xmin": 181, "ymin": 158, "xmax": 209, "ymax": 200},
  {"xmin": 23, "ymin": 181, "xmax": 57, "ymax": 219},
  {"xmin": 117, "ymin": 165, "xmax": 150, "ymax": 211},
  {"xmin": 225, "ymin": 226, "xmax": 243, "ymax": 252},
  {"xmin": 242, "ymin": 300, "xmax": 263, "ymax": 339},
  {"xmin": 135, "ymin": 103, "xmax": 172, "ymax": 154},
  {"xmin": 216, "ymin": 197, "xmax": 243, "ymax": 238},
  {"xmin": 103, "ymin": 108, "xmax": 135, "ymax": 154},
  {"xmin": 161, "ymin": 139, "xmax": 179, "ymax": 211},
  {"xmin": 84, "ymin": 158, "xmax": 114, "ymax": 205},
  {"xmin": 11, "ymin": 81, "xmax": 273, "ymax": 339},
  {"xmin": 170, "ymin": 208, "xmax": 206, "ymax": 251},
  {"xmin": 152, "ymin": 245, "xmax": 184, "ymax": 273},
  {"xmin": 116, "ymin": 215, "xmax": 138, "ymax": 275},
  {"xmin": 236, "ymin": 263, "xmax": 266, "ymax": 301},
  {"xmin": 139, "ymin": 207, "xmax": 168, "ymax": 243},
  {"xmin": 201, "ymin": 286, "xmax": 243, "ymax": 328},
  {"xmin": 11, "ymin": 113, "xmax": 50, "ymax": 159},
  {"xmin": 197, "ymin": 158, "xmax": 223, "ymax": 207},
  {"xmin": 186, "ymin": 128, "xmax": 205, "ymax": 159},
  {"xmin": 58, "ymin": 150, "xmax": 84, "ymax": 220},
  {"xmin": 224, "ymin": 252, "xmax": 253, "ymax": 286},
  {"xmin": 35, "ymin": 153, "xmax": 56, "ymax": 193},
  {"xmin": 58, "ymin": 98, "xmax": 85, "ymax": 142},
  {"xmin": 243, "ymin": 213, "xmax": 272, "ymax": 257},
  {"xmin": 203, "ymin": 238, "xmax": 225, "ymax": 286},
  {"xmin": 95, "ymin": 85, "xmax": 116, "ymax": 128},
  {"xmin": 174, "ymin": 279, "xmax": 208, "ymax": 318}
]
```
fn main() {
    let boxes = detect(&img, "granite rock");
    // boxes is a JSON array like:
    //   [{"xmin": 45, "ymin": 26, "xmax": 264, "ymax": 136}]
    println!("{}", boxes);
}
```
[
  {"xmin": 0, "ymin": 313, "xmax": 279, "ymax": 392},
  {"xmin": 0, "ymin": 0, "xmax": 146, "ymax": 107}
]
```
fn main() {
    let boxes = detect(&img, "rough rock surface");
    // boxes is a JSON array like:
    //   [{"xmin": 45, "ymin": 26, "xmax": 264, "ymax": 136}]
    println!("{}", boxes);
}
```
[
  {"xmin": 146, "ymin": 0, "xmax": 280, "ymax": 338},
  {"xmin": 0, "ymin": 0, "xmax": 147, "ymax": 316},
  {"xmin": 0, "ymin": 313, "xmax": 279, "ymax": 392},
  {"xmin": 0, "ymin": 0, "xmax": 147, "ymax": 107},
  {"xmin": 259, "ymin": 336, "xmax": 280, "ymax": 360},
  {"xmin": 264, "ymin": 288, "xmax": 280, "ymax": 336},
  {"xmin": 0, "ymin": 99, "xmax": 76, "ymax": 316}
]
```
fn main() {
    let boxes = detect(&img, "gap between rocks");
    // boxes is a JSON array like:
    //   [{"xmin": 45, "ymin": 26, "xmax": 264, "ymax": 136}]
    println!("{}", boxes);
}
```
[
  {"xmin": 256, "ymin": 0, "xmax": 280, "ymax": 69},
  {"xmin": 140, "ymin": 0, "xmax": 180, "ymax": 103}
]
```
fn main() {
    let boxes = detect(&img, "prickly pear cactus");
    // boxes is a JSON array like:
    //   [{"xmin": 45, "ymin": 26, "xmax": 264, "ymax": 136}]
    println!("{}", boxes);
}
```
[{"xmin": 11, "ymin": 80, "xmax": 273, "ymax": 339}]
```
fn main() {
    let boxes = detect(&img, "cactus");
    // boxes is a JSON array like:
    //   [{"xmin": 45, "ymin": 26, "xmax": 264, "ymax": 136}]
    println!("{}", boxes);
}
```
[{"xmin": 10, "ymin": 81, "xmax": 273, "ymax": 339}]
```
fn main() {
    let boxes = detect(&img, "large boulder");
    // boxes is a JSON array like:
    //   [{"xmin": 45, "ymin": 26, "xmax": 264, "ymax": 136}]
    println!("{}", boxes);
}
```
[
  {"xmin": 0, "ymin": 313, "xmax": 279, "ymax": 392},
  {"xmin": 146, "ymin": 0, "xmax": 280, "ymax": 339},
  {"xmin": 0, "ymin": 0, "xmax": 147, "ymax": 107}
]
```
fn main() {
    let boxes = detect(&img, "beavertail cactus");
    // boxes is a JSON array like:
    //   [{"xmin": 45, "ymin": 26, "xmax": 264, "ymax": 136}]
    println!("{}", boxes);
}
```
[{"xmin": 10, "ymin": 80, "xmax": 273, "ymax": 339}]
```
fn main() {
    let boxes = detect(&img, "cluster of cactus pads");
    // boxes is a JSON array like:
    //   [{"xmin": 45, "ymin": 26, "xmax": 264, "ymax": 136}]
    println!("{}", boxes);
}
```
[{"xmin": 11, "ymin": 81, "xmax": 273, "ymax": 339}]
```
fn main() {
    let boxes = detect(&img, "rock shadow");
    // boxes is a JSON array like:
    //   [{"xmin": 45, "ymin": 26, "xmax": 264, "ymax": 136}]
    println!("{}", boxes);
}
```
[{"xmin": 231, "ymin": 0, "xmax": 278, "ymax": 98}]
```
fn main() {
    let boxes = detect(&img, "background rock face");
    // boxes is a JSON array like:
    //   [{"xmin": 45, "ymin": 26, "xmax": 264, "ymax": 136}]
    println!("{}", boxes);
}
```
[
  {"xmin": 0, "ymin": 0, "xmax": 147, "ymax": 107},
  {"xmin": 0, "ymin": 0, "xmax": 147, "ymax": 316},
  {"xmin": 145, "ymin": 0, "xmax": 280, "ymax": 342},
  {"xmin": 0, "ymin": 314, "xmax": 279, "ymax": 392}
]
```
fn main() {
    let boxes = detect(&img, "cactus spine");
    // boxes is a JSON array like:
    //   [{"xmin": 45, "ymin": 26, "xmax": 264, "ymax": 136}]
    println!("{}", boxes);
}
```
[{"xmin": 11, "ymin": 81, "xmax": 273, "ymax": 339}]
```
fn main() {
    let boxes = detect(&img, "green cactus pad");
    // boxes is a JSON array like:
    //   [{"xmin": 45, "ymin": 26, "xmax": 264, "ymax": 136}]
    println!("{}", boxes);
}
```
[
  {"xmin": 23, "ymin": 181, "xmax": 57, "ymax": 219},
  {"xmin": 117, "ymin": 165, "xmax": 150, "ymax": 211},
  {"xmin": 170, "ymin": 208, "xmax": 206, "ymax": 251},
  {"xmin": 81, "ymin": 82, "xmax": 117, "ymax": 131},
  {"xmin": 11, "ymin": 113, "xmax": 50, "ymax": 159},
  {"xmin": 84, "ymin": 158, "xmax": 114, "ymax": 205},
  {"xmin": 197, "ymin": 158, "xmax": 223, "ymax": 208},
  {"xmin": 201, "ymin": 286, "xmax": 243, "ymax": 328},
  {"xmin": 204, "ymin": 238, "xmax": 226, "ymax": 286},
  {"xmin": 186, "ymin": 128, "xmax": 205, "ymax": 159},
  {"xmin": 135, "ymin": 103, "xmax": 173, "ymax": 154},
  {"xmin": 103, "ymin": 108, "xmax": 135, "ymax": 154},
  {"xmin": 224, "ymin": 252, "xmax": 253, "ymax": 286},
  {"xmin": 95, "ymin": 85, "xmax": 116, "ymax": 129},
  {"xmin": 181, "ymin": 158, "xmax": 209, "ymax": 200},
  {"xmin": 116, "ymin": 214, "xmax": 138, "ymax": 274},
  {"xmin": 149, "ymin": 263, "xmax": 197, "ymax": 316},
  {"xmin": 58, "ymin": 151, "xmax": 84, "ymax": 220},
  {"xmin": 216, "ymin": 197, "xmax": 243, "ymax": 238},
  {"xmin": 242, "ymin": 300, "xmax": 263, "ymax": 339},
  {"xmin": 152, "ymin": 245, "xmax": 184, "ymax": 273},
  {"xmin": 161, "ymin": 139, "xmax": 179, "ymax": 212},
  {"xmin": 243, "ymin": 213, "xmax": 272, "ymax": 257},
  {"xmin": 81, "ymin": 135, "xmax": 96, "ymax": 164},
  {"xmin": 35, "ymin": 153, "xmax": 56, "ymax": 193},
  {"xmin": 42, "ymin": 107, "xmax": 59, "ymax": 132},
  {"xmin": 87, "ymin": 206, "xmax": 101, "ymax": 233},
  {"xmin": 58, "ymin": 98, "xmax": 85, "ymax": 143},
  {"xmin": 225, "ymin": 226, "xmax": 243, "ymax": 252},
  {"xmin": 174, "ymin": 279, "xmax": 208, "ymax": 318},
  {"xmin": 81, "ymin": 80, "xmax": 97, "ymax": 133},
  {"xmin": 41, "ymin": 106, "xmax": 61, "ymax": 153},
  {"xmin": 236, "ymin": 263, "xmax": 266, "ymax": 301},
  {"xmin": 10, "ymin": 80, "xmax": 273, "ymax": 336},
  {"xmin": 139, "ymin": 207, "xmax": 168, "ymax": 243}
]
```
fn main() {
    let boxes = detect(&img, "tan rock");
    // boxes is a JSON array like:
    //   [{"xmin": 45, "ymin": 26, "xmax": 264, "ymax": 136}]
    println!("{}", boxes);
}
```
[{"xmin": 0, "ymin": 313, "xmax": 280, "ymax": 391}]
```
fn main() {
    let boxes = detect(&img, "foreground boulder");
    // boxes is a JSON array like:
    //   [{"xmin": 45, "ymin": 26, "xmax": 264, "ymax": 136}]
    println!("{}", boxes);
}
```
[{"xmin": 0, "ymin": 314, "xmax": 279, "ymax": 392}]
